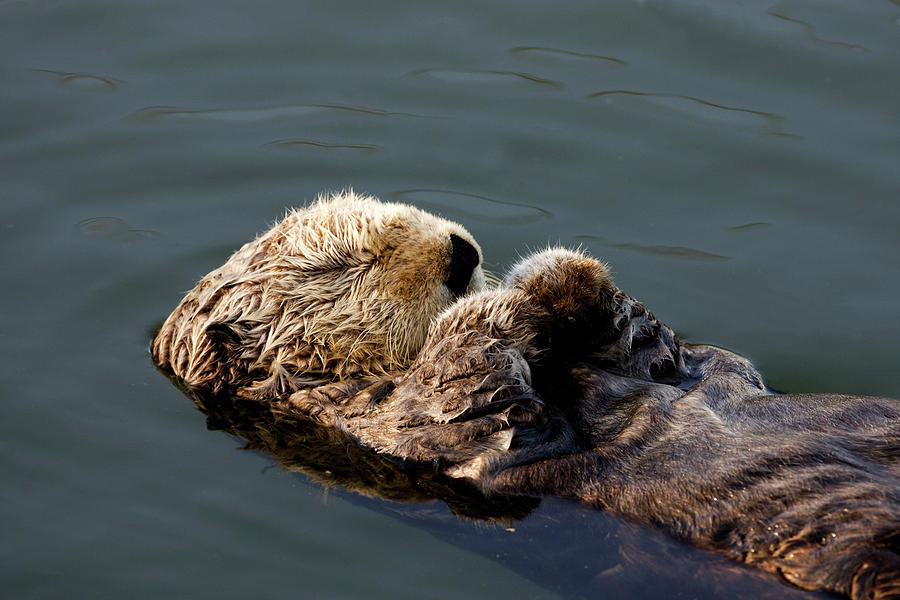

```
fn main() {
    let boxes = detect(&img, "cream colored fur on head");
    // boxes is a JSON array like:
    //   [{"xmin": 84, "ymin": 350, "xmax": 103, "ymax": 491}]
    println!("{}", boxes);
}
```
[{"xmin": 152, "ymin": 190, "xmax": 486, "ymax": 399}]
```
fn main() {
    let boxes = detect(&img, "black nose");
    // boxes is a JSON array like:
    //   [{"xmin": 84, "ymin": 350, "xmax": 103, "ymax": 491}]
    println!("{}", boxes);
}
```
[{"xmin": 445, "ymin": 234, "xmax": 479, "ymax": 298}]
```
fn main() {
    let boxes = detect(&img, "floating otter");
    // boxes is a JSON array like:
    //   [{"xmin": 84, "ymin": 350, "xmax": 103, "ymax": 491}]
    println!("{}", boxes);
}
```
[{"xmin": 153, "ymin": 193, "xmax": 900, "ymax": 600}]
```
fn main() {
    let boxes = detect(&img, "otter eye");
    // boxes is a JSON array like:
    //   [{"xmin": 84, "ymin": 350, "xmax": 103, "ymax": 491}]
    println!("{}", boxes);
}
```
[{"xmin": 445, "ymin": 234, "xmax": 479, "ymax": 298}]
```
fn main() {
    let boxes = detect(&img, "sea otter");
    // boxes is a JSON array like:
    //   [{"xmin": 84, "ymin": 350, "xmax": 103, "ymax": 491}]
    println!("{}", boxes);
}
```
[{"xmin": 153, "ymin": 193, "xmax": 899, "ymax": 600}]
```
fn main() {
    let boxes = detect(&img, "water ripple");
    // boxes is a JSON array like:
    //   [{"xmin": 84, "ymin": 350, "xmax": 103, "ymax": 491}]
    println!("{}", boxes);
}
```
[
  {"xmin": 587, "ymin": 89, "xmax": 801, "ymax": 138},
  {"xmin": 409, "ymin": 68, "xmax": 563, "ymax": 89},
  {"xmin": 76, "ymin": 217, "xmax": 159, "ymax": 243},
  {"xmin": 130, "ymin": 103, "xmax": 430, "ymax": 124},
  {"xmin": 729, "ymin": 222, "xmax": 774, "ymax": 232},
  {"xmin": 576, "ymin": 235, "xmax": 731, "ymax": 262},
  {"xmin": 268, "ymin": 139, "xmax": 382, "ymax": 152},
  {"xmin": 33, "ymin": 69, "xmax": 123, "ymax": 92},
  {"xmin": 509, "ymin": 46, "xmax": 627, "ymax": 67},
  {"xmin": 392, "ymin": 188, "xmax": 551, "ymax": 226},
  {"xmin": 768, "ymin": 10, "xmax": 870, "ymax": 53}
]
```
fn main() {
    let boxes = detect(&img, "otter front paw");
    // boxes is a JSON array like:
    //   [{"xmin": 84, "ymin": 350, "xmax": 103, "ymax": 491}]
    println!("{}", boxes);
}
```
[
  {"xmin": 504, "ymin": 248, "xmax": 617, "ymax": 320},
  {"xmin": 502, "ymin": 248, "xmax": 688, "ymax": 383},
  {"xmin": 502, "ymin": 248, "xmax": 621, "ymax": 357}
]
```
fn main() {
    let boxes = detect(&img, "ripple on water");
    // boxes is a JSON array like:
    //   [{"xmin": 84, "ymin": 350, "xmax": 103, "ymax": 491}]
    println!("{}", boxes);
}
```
[
  {"xmin": 587, "ymin": 90, "xmax": 801, "ymax": 139},
  {"xmin": 509, "ymin": 46, "xmax": 627, "ymax": 67},
  {"xmin": 729, "ymin": 222, "xmax": 774, "ymax": 232},
  {"xmin": 129, "ymin": 103, "xmax": 428, "ymax": 124},
  {"xmin": 576, "ymin": 235, "xmax": 731, "ymax": 262},
  {"xmin": 76, "ymin": 217, "xmax": 159, "ymax": 243},
  {"xmin": 268, "ymin": 139, "xmax": 382, "ymax": 152},
  {"xmin": 392, "ymin": 189, "xmax": 552, "ymax": 226},
  {"xmin": 767, "ymin": 10, "xmax": 869, "ymax": 53},
  {"xmin": 409, "ymin": 68, "xmax": 563, "ymax": 89},
  {"xmin": 33, "ymin": 69, "xmax": 123, "ymax": 92}
]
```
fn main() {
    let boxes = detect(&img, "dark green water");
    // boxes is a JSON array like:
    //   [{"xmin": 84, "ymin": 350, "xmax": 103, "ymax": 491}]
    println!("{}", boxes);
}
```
[{"xmin": 2, "ymin": 1, "xmax": 898, "ymax": 598}]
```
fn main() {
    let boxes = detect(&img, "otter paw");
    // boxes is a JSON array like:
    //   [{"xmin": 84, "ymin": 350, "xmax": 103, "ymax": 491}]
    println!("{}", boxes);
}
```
[{"xmin": 504, "ymin": 247, "xmax": 617, "ymax": 324}]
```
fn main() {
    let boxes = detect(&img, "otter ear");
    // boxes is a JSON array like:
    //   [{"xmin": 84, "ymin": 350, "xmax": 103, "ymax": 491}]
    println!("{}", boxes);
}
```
[{"xmin": 204, "ymin": 322, "xmax": 244, "ymax": 362}]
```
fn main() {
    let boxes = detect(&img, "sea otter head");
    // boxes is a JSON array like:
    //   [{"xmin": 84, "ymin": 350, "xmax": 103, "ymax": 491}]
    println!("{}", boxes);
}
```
[{"xmin": 152, "ymin": 190, "xmax": 485, "ymax": 399}]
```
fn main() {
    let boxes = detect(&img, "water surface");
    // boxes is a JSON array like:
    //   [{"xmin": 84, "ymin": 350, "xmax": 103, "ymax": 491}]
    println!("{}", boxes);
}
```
[{"xmin": 2, "ymin": 0, "xmax": 898, "ymax": 598}]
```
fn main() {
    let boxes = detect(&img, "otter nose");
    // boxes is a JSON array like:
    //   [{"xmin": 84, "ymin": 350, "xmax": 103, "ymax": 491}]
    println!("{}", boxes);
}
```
[{"xmin": 445, "ymin": 234, "xmax": 479, "ymax": 298}]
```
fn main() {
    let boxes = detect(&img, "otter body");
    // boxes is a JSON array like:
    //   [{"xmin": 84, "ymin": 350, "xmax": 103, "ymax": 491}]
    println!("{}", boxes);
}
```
[
  {"xmin": 283, "ymin": 264, "xmax": 899, "ymax": 599},
  {"xmin": 153, "ymin": 194, "xmax": 899, "ymax": 599},
  {"xmin": 509, "ymin": 362, "xmax": 900, "ymax": 598}
]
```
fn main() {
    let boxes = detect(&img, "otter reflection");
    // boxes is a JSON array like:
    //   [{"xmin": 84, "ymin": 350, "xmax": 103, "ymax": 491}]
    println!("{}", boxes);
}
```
[
  {"xmin": 191, "ymin": 388, "xmax": 539, "ymax": 523},
  {"xmin": 187, "ymin": 387, "xmax": 823, "ymax": 600}
]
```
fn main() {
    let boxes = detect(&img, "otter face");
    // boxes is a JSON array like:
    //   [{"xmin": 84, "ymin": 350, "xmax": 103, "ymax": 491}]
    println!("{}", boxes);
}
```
[{"xmin": 152, "ymin": 190, "xmax": 485, "ymax": 398}]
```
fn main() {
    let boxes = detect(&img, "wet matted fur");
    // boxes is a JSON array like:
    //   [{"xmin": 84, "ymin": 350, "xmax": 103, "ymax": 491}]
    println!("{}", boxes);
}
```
[
  {"xmin": 153, "ymin": 196, "xmax": 899, "ymax": 599},
  {"xmin": 152, "ymin": 190, "xmax": 485, "ymax": 399}
]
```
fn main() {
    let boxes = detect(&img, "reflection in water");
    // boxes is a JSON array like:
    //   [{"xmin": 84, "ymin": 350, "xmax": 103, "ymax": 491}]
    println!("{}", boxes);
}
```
[
  {"xmin": 587, "ymin": 90, "xmax": 801, "ymax": 138},
  {"xmin": 509, "ymin": 46, "xmax": 627, "ymax": 66},
  {"xmin": 76, "ymin": 217, "xmax": 158, "ymax": 243},
  {"xmin": 175, "ymin": 387, "xmax": 816, "ymax": 600},
  {"xmin": 576, "ymin": 235, "xmax": 731, "ymax": 262},
  {"xmin": 728, "ymin": 222, "xmax": 774, "ymax": 232},
  {"xmin": 194, "ymin": 391, "xmax": 539, "ymax": 522},
  {"xmin": 131, "ymin": 103, "xmax": 428, "ymax": 124},
  {"xmin": 409, "ymin": 68, "xmax": 563, "ymax": 88},
  {"xmin": 32, "ymin": 68, "xmax": 123, "ymax": 92},
  {"xmin": 268, "ymin": 139, "xmax": 382, "ymax": 152},
  {"xmin": 768, "ymin": 10, "xmax": 870, "ymax": 53},
  {"xmin": 392, "ymin": 188, "xmax": 551, "ymax": 226}
]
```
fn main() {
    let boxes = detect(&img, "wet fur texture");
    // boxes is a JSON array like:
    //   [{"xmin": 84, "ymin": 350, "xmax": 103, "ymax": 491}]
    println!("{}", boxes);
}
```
[
  {"xmin": 153, "ymin": 197, "xmax": 899, "ymax": 599},
  {"xmin": 152, "ymin": 190, "xmax": 485, "ymax": 398}
]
